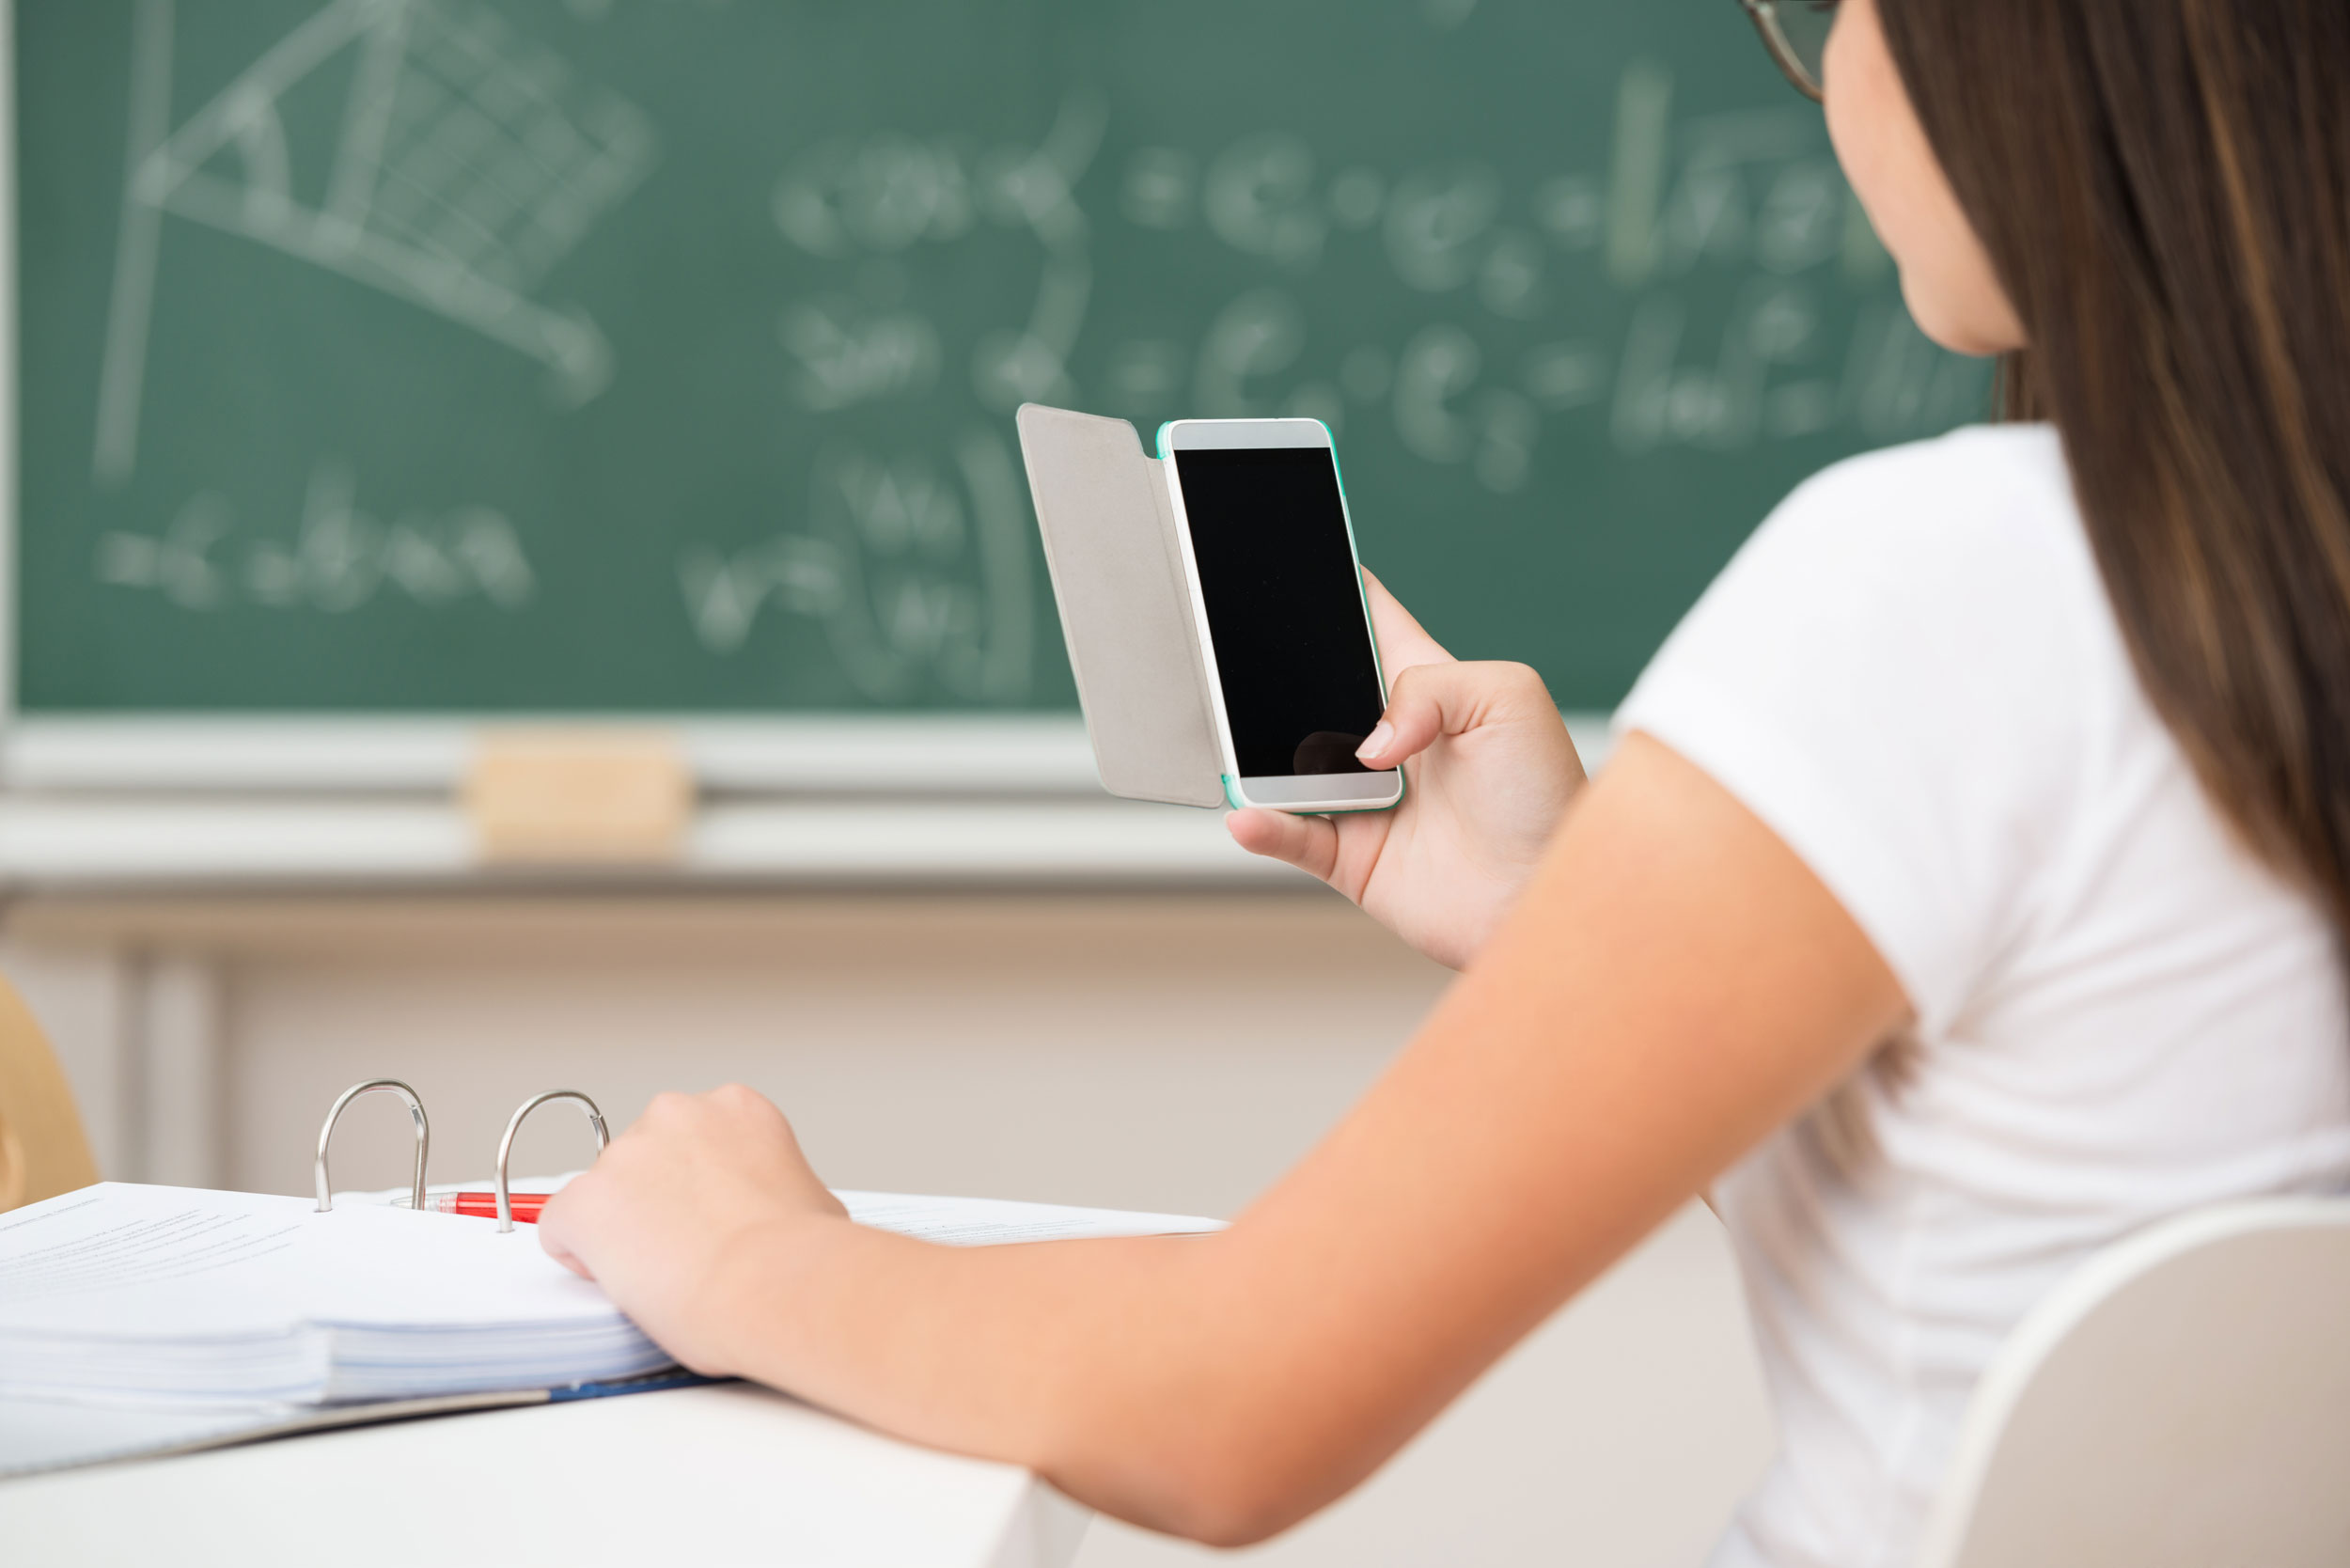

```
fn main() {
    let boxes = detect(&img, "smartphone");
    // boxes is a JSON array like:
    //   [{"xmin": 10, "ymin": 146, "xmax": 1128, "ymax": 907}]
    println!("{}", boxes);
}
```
[{"xmin": 1158, "ymin": 417, "xmax": 1404, "ymax": 814}]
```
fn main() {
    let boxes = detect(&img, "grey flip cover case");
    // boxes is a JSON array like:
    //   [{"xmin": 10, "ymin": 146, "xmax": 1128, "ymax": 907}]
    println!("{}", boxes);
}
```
[{"xmin": 1015, "ymin": 404, "xmax": 1226, "ymax": 808}]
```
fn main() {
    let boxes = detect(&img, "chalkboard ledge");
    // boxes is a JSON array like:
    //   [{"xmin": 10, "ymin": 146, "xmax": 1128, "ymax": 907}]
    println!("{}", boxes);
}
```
[
  {"xmin": 0, "ymin": 714, "xmax": 1614, "ymax": 793},
  {"xmin": 0, "ymin": 714, "xmax": 1614, "ymax": 887},
  {"xmin": 0, "ymin": 792, "xmax": 1298, "ymax": 889},
  {"xmin": 0, "ymin": 715, "xmax": 1107, "ymax": 795}
]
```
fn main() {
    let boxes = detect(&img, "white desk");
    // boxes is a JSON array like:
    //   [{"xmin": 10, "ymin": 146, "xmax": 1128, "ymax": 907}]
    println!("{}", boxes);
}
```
[{"xmin": 0, "ymin": 1384, "xmax": 1091, "ymax": 1568}]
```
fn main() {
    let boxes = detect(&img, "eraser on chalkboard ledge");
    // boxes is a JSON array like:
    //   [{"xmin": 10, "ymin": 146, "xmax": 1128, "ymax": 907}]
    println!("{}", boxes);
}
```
[{"xmin": 462, "ymin": 730, "xmax": 694, "ymax": 866}]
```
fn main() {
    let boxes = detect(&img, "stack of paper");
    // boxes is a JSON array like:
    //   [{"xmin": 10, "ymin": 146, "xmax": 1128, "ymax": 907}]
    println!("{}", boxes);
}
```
[
  {"xmin": 0, "ymin": 1178, "xmax": 1225, "ymax": 1480},
  {"xmin": 0, "ymin": 1184, "xmax": 667, "ymax": 1408}
]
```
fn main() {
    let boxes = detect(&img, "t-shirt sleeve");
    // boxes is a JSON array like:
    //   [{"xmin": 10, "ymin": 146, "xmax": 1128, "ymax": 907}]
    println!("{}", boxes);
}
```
[{"xmin": 1614, "ymin": 429, "xmax": 2089, "ymax": 1038}]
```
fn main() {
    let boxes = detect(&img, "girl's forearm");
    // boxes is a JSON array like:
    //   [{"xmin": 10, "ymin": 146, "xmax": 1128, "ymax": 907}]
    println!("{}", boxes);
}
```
[{"xmin": 700, "ymin": 1217, "xmax": 1293, "ymax": 1543}]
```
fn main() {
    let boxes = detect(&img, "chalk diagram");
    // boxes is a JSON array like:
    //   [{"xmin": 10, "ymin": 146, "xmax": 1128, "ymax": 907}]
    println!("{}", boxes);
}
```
[{"xmin": 94, "ymin": 0, "xmax": 658, "ymax": 484}]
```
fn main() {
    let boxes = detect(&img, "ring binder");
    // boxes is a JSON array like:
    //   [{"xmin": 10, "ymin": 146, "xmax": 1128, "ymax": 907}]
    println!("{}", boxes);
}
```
[
  {"xmin": 314, "ymin": 1079, "xmax": 430, "ymax": 1213},
  {"xmin": 313, "ymin": 1080, "xmax": 610, "ymax": 1231},
  {"xmin": 10, "ymin": 1081, "xmax": 1228, "ymax": 1478},
  {"xmin": 494, "ymin": 1090, "xmax": 609, "ymax": 1231}
]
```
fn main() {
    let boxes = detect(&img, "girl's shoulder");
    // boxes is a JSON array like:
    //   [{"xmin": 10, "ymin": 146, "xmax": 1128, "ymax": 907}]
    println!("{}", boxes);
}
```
[
  {"xmin": 1622, "ymin": 422, "xmax": 2123, "ymax": 1040},
  {"xmin": 1761, "ymin": 421, "xmax": 2080, "ymax": 578},
  {"xmin": 1709, "ymin": 421, "xmax": 2104, "ymax": 677},
  {"xmin": 1805, "ymin": 419, "xmax": 2065, "ymax": 492}
]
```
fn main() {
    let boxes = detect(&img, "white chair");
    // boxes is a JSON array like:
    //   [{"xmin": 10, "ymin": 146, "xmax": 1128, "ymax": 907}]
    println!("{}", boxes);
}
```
[{"xmin": 1914, "ymin": 1198, "xmax": 2350, "ymax": 1568}]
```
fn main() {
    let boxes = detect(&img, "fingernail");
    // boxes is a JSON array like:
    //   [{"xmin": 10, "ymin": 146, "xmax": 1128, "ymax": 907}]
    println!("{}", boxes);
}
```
[{"xmin": 1356, "ymin": 722, "xmax": 1393, "ymax": 761}]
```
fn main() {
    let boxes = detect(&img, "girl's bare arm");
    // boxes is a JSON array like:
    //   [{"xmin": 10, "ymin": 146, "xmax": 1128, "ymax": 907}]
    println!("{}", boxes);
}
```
[{"xmin": 537, "ymin": 732, "xmax": 1905, "ymax": 1544}]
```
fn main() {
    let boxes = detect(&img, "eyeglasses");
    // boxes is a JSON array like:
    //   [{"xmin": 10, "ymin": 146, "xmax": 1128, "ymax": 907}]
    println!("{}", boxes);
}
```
[{"xmin": 1737, "ymin": 0, "xmax": 1840, "ymax": 102}]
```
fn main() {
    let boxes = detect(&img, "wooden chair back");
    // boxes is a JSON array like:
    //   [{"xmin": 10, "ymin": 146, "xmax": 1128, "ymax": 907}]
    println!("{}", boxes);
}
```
[{"xmin": 0, "ymin": 977, "xmax": 99, "ymax": 1211}]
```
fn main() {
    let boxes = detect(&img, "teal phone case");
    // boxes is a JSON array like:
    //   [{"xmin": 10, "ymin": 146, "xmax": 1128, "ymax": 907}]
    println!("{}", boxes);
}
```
[{"xmin": 1220, "ymin": 774, "xmax": 1406, "ymax": 814}]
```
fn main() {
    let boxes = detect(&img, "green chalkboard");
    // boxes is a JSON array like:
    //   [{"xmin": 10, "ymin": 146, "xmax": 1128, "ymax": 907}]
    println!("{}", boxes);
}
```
[{"xmin": 17, "ymin": 0, "xmax": 1988, "ymax": 715}]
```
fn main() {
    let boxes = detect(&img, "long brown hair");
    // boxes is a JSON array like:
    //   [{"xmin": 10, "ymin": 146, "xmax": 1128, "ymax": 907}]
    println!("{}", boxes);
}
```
[{"xmin": 1879, "ymin": 0, "xmax": 2350, "ymax": 926}]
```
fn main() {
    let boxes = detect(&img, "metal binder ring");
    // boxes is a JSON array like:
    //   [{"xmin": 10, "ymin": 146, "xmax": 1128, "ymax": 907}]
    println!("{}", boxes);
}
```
[
  {"xmin": 494, "ymin": 1090, "xmax": 609, "ymax": 1232},
  {"xmin": 314, "ymin": 1080, "xmax": 431, "ymax": 1214}
]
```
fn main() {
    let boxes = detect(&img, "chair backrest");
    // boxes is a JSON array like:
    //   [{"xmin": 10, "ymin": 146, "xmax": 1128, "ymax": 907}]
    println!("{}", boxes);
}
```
[
  {"xmin": 0, "ymin": 976, "xmax": 98, "ymax": 1211},
  {"xmin": 1914, "ymin": 1198, "xmax": 2350, "ymax": 1568}
]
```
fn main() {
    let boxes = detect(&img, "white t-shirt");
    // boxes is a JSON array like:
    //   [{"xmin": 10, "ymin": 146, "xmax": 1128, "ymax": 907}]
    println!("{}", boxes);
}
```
[{"xmin": 1615, "ymin": 423, "xmax": 2350, "ymax": 1568}]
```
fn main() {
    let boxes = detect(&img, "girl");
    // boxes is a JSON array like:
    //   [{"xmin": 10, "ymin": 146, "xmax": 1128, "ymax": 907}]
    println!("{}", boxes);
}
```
[{"xmin": 538, "ymin": 2, "xmax": 2350, "ymax": 1562}]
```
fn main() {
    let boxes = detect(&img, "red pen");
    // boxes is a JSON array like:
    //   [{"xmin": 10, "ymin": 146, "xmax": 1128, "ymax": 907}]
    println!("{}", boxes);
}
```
[{"xmin": 401, "ymin": 1191, "xmax": 552, "ymax": 1222}]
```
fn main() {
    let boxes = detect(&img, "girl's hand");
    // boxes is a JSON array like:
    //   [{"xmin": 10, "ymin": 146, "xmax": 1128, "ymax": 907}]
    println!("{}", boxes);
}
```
[
  {"xmin": 1228, "ymin": 572, "xmax": 1584, "ymax": 968},
  {"xmin": 536, "ymin": 1085, "xmax": 848, "ymax": 1376}
]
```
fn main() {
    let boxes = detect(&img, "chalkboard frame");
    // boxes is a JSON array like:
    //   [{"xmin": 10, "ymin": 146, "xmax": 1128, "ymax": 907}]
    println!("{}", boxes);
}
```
[{"xmin": 2, "ymin": 1, "xmax": 1926, "ymax": 805}]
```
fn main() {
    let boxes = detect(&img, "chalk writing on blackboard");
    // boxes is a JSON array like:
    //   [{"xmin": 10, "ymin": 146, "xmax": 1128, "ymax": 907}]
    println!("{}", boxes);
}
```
[
  {"xmin": 44, "ymin": 0, "xmax": 1995, "ymax": 716},
  {"xmin": 95, "ymin": 459, "xmax": 534, "ymax": 614},
  {"xmin": 677, "ymin": 430, "xmax": 1033, "ymax": 702}
]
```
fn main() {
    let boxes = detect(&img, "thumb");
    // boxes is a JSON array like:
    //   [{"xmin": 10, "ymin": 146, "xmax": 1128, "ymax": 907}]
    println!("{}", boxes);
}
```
[
  {"xmin": 1226, "ymin": 807, "xmax": 1341, "ymax": 885},
  {"xmin": 1355, "ymin": 661, "xmax": 1553, "ymax": 768},
  {"xmin": 1360, "ymin": 569, "xmax": 1452, "ymax": 672}
]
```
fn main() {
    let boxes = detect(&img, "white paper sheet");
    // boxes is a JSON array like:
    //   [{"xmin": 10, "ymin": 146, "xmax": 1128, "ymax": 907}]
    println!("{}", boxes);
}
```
[
  {"xmin": 339, "ymin": 1176, "xmax": 1227, "ymax": 1246},
  {"xmin": 833, "ymin": 1190, "xmax": 1224, "ymax": 1245}
]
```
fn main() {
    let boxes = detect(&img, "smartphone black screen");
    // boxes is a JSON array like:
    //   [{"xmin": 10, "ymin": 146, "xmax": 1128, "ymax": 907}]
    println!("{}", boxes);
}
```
[{"xmin": 1171, "ymin": 446, "xmax": 1386, "ymax": 778}]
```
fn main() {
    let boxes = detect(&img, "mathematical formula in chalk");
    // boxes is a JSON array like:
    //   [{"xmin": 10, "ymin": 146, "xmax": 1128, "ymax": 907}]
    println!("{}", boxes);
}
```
[{"xmin": 24, "ymin": 0, "xmax": 1990, "ymax": 713}]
